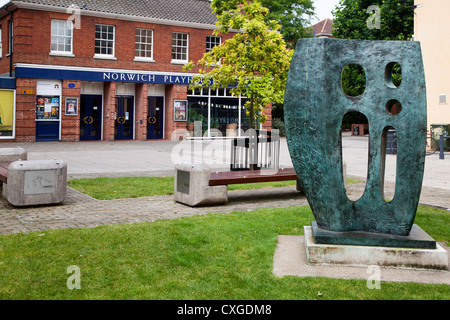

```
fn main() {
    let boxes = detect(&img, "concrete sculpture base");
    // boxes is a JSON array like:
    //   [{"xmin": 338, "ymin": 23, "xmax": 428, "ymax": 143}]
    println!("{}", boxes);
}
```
[
  {"xmin": 311, "ymin": 221, "xmax": 436, "ymax": 249},
  {"xmin": 273, "ymin": 235, "xmax": 450, "ymax": 284},
  {"xmin": 304, "ymin": 227, "xmax": 448, "ymax": 270}
]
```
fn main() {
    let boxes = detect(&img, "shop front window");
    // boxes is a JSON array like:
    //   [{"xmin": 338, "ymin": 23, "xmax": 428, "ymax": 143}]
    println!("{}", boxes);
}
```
[
  {"xmin": 210, "ymin": 98, "xmax": 240, "ymax": 137},
  {"xmin": 239, "ymin": 102, "xmax": 251, "ymax": 133},
  {"xmin": 0, "ymin": 90, "xmax": 15, "ymax": 138},
  {"xmin": 187, "ymin": 88, "xmax": 249, "ymax": 137},
  {"xmin": 187, "ymin": 98, "xmax": 208, "ymax": 136},
  {"xmin": 36, "ymin": 96, "xmax": 60, "ymax": 120}
]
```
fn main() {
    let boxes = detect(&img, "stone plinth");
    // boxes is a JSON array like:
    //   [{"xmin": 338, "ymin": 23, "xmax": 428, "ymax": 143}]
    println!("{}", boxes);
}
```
[
  {"xmin": 304, "ymin": 227, "xmax": 448, "ymax": 270},
  {"xmin": 311, "ymin": 221, "xmax": 437, "ymax": 249}
]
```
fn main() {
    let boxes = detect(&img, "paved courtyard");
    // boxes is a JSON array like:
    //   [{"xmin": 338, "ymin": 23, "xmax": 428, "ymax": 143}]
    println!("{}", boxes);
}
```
[{"xmin": 0, "ymin": 133, "xmax": 449, "ymax": 235}]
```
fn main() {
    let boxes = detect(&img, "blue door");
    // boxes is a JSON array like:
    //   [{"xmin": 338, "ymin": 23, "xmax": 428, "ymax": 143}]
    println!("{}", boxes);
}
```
[
  {"xmin": 147, "ymin": 96, "xmax": 164, "ymax": 139},
  {"xmin": 115, "ymin": 96, "xmax": 134, "ymax": 140},
  {"xmin": 80, "ymin": 95, "xmax": 102, "ymax": 141}
]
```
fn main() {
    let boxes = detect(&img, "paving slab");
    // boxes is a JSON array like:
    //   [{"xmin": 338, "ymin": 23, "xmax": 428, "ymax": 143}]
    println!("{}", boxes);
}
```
[{"xmin": 0, "ymin": 185, "xmax": 308, "ymax": 235}]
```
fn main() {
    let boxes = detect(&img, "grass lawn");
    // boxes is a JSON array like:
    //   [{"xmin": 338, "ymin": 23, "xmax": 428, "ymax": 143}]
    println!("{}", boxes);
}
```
[
  {"xmin": 0, "ymin": 205, "xmax": 448, "ymax": 300},
  {"xmin": 69, "ymin": 176, "xmax": 177, "ymax": 200},
  {"xmin": 68, "ymin": 176, "xmax": 298, "ymax": 200}
]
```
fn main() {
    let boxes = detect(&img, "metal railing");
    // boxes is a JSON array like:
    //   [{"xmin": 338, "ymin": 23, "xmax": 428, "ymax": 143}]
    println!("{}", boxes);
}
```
[{"xmin": 230, "ymin": 129, "xmax": 280, "ymax": 171}]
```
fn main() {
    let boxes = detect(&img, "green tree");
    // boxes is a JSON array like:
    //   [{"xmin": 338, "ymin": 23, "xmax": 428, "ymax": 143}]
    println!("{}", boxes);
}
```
[
  {"xmin": 212, "ymin": 0, "xmax": 315, "ymax": 47},
  {"xmin": 184, "ymin": 0, "xmax": 293, "ymax": 130},
  {"xmin": 332, "ymin": 0, "xmax": 415, "ymax": 40},
  {"xmin": 261, "ymin": 0, "xmax": 315, "ymax": 46},
  {"xmin": 341, "ymin": 64, "xmax": 367, "ymax": 97}
]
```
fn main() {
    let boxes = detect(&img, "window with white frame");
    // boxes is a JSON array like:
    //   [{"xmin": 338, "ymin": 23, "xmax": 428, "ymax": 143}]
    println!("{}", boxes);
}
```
[
  {"xmin": 172, "ymin": 32, "xmax": 188, "ymax": 63},
  {"xmin": 51, "ymin": 19, "xmax": 73, "ymax": 55},
  {"xmin": 206, "ymin": 35, "xmax": 221, "ymax": 52},
  {"xmin": 135, "ymin": 28, "xmax": 153, "ymax": 60},
  {"xmin": 0, "ymin": 27, "xmax": 2, "ymax": 58},
  {"xmin": 95, "ymin": 24, "xmax": 115, "ymax": 57}
]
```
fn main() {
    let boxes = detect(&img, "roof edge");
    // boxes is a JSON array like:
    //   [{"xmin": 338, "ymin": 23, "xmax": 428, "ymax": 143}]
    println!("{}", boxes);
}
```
[{"xmin": 7, "ymin": 1, "xmax": 217, "ymax": 30}]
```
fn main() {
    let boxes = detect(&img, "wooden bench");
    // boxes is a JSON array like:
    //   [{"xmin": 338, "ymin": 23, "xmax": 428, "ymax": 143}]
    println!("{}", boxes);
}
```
[
  {"xmin": 0, "ymin": 161, "xmax": 11, "ymax": 184},
  {"xmin": 209, "ymin": 167, "xmax": 299, "ymax": 187}
]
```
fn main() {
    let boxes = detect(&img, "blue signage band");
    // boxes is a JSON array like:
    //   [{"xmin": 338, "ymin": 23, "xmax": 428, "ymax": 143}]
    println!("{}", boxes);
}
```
[{"xmin": 15, "ymin": 66, "xmax": 197, "ymax": 85}]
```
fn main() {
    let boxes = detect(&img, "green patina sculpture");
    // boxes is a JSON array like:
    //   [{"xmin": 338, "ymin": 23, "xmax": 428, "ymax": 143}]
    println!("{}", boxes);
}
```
[{"xmin": 284, "ymin": 38, "xmax": 431, "ymax": 248}]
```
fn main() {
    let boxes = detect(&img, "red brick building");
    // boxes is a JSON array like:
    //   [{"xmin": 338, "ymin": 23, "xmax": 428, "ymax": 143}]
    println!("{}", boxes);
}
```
[
  {"xmin": 0, "ymin": 0, "xmax": 270, "ymax": 142},
  {"xmin": 311, "ymin": 18, "xmax": 333, "ymax": 38}
]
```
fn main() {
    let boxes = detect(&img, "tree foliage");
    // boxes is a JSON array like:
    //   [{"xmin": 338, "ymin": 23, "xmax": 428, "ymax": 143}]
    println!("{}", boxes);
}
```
[
  {"xmin": 212, "ymin": 0, "xmax": 315, "ymax": 47},
  {"xmin": 332, "ymin": 0, "xmax": 415, "ymax": 40},
  {"xmin": 184, "ymin": 0, "xmax": 293, "ymax": 129},
  {"xmin": 261, "ymin": 0, "xmax": 315, "ymax": 46},
  {"xmin": 341, "ymin": 64, "xmax": 367, "ymax": 97}
]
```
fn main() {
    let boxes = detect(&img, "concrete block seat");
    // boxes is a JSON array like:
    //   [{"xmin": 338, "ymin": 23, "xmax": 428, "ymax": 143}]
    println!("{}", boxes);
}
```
[
  {"xmin": 174, "ymin": 163, "xmax": 228, "ymax": 207},
  {"xmin": 0, "ymin": 148, "xmax": 67, "ymax": 207}
]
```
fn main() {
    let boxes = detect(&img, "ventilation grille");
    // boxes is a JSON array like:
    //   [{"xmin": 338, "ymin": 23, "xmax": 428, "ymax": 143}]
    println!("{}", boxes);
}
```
[{"xmin": 439, "ymin": 94, "xmax": 447, "ymax": 104}]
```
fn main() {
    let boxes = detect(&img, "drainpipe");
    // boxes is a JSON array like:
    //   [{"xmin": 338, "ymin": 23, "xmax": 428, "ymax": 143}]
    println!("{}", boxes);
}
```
[{"xmin": 4, "ymin": 4, "xmax": 14, "ymax": 77}]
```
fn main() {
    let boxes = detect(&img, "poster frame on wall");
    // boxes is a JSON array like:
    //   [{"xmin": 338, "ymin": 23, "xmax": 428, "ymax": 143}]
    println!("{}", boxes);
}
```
[
  {"xmin": 173, "ymin": 100, "xmax": 187, "ymax": 122},
  {"xmin": 65, "ymin": 98, "xmax": 78, "ymax": 116}
]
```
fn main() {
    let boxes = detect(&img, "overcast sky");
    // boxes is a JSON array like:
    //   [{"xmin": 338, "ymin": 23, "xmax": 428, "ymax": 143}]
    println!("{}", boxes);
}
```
[{"xmin": 312, "ymin": 0, "xmax": 341, "ymax": 22}]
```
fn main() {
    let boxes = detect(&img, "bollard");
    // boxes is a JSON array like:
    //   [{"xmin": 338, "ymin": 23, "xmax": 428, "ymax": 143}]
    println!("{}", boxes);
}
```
[{"xmin": 439, "ymin": 134, "xmax": 450, "ymax": 160}]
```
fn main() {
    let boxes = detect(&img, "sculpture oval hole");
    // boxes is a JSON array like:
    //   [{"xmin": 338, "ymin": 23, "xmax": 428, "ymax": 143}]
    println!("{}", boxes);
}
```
[
  {"xmin": 386, "ymin": 99, "xmax": 402, "ymax": 115},
  {"xmin": 382, "ymin": 127, "xmax": 397, "ymax": 202},
  {"xmin": 342, "ymin": 111, "xmax": 369, "ymax": 201},
  {"xmin": 385, "ymin": 62, "xmax": 402, "ymax": 88},
  {"xmin": 341, "ymin": 64, "xmax": 366, "ymax": 97}
]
